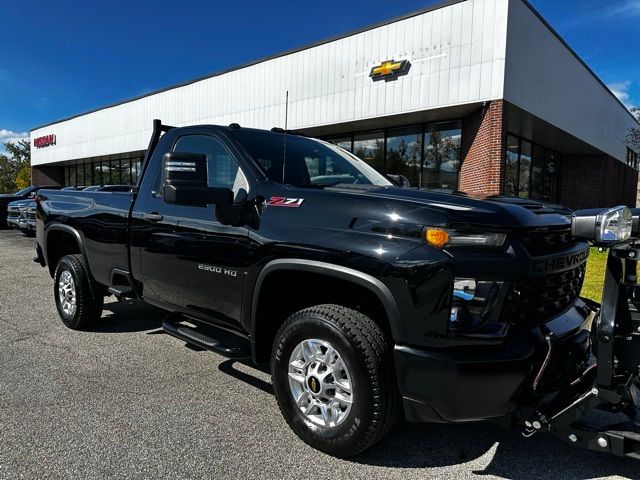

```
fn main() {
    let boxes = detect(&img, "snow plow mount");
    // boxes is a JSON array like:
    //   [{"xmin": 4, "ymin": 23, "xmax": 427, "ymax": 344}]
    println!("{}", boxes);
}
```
[{"xmin": 523, "ymin": 240, "xmax": 640, "ymax": 461}]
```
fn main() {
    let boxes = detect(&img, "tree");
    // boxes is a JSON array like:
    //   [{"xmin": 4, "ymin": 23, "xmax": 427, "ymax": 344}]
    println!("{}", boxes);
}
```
[
  {"xmin": 628, "ymin": 107, "xmax": 640, "ymax": 154},
  {"xmin": 0, "ymin": 139, "xmax": 30, "ymax": 193}
]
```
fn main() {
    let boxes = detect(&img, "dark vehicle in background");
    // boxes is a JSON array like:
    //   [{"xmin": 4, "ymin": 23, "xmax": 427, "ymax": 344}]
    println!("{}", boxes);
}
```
[{"xmin": 34, "ymin": 121, "xmax": 640, "ymax": 460}]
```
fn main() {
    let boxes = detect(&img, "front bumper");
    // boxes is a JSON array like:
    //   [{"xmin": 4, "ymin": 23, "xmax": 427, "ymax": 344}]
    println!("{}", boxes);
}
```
[
  {"xmin": 395, "ymin": 298, "xmax": 595, "ymax": 423},
  {"xmin": 18, "ymin": 219, "xmax": 35, "ymax": 231}
]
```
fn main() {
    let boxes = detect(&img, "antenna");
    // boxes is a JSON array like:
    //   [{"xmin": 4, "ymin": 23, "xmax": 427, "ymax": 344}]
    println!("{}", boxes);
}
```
[{"xmin": 281, "ymin": 90, "xmax": 289, "ymax": 185}]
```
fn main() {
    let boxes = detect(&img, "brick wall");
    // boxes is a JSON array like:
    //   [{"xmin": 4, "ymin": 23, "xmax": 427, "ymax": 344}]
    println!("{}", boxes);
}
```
[
  {"xmin": 459, "ymin": 100, "xmax": 505, "ymax": 195},
  {"xmin": 32, "ymin": 165, "xmax": 64, "ymax": 187},
  {"xmin": 559, "ymin": 154, "xmax": 638, "ymax": 209}
]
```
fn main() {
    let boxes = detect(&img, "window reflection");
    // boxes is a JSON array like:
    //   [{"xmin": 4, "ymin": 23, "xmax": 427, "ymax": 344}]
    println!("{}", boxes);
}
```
[
  {"xmin": 519, "ymin": 140, "xmax": 532, "ymax": 198},
  {"xmin": 423, "ymin": 122, "xmax": 461, "ymax": 189},
  {"xmin": 328, "ymin": 136, "xmax": 352, "ymax": 152},
  {"xmin": 386, "ymin": 127, "xmax": 422, "ymax": 186},
  {"xmin": 505, "ymin": 134, "xmax": 559, "ymax": 201},
  {"xmin": 505, "ymin": 135, "xmax": 519, "ymax": 197},
  {"xmin": 353, "ymin": 131, "xmax": 384, "ymax": 171}
]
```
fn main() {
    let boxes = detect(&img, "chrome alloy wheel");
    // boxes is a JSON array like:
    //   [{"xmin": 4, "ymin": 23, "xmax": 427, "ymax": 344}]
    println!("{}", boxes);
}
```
[
  {"xmin": 58, "ymin": 270, "xmax": 77, "ymax": 317},
  {"xmin": 288, "ymin": 338, "xmax": 354, "ymax": 428}
]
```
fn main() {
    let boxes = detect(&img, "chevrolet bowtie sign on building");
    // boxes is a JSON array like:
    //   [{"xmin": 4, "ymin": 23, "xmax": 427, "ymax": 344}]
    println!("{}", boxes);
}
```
[{"xmin": 369, "ymin": 59, "xmax": 411, "ymax": 81}]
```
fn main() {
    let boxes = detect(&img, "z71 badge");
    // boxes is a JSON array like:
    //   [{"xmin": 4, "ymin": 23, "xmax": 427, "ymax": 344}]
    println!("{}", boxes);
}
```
[{"xmin": 266, "ymin": 197, "xmax": 304, "ymax": 208}]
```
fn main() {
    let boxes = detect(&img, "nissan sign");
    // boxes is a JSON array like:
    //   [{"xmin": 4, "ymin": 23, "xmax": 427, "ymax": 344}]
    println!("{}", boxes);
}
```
[{"xmin": 34, "ymin": 134, "xmax": 56, "ymax": 148}]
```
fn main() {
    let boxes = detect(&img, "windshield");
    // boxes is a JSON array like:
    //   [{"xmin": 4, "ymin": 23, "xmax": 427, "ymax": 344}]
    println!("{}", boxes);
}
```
[
  {"xmin": 12, "ymin": 186, "xmax": 35, "ymax": 197},
  {"xmin": 231, "ymin": 130, "xmax": 392, "ymax": 187}
]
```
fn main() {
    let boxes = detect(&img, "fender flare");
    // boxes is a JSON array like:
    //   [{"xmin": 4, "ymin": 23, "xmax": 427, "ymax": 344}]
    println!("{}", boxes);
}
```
[
  {"xmin": 44, "ymin": 223, "xmax": 98, "ymax": 296},
  {"xmin": 250, "ymin": 258, "xmax": 403, "ymax": 347}
]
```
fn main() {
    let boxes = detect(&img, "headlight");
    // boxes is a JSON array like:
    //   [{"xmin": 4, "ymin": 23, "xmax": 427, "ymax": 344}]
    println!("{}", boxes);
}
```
[
  {"xmin": 571, "ymin": 205, "xmax": 632, "ymax": 243},
  {"xmin": 450, "ymin": 278, "xmax": 503, "ymax": 329},
  {"xmin": 423, "ymin": 227, "xmax": 506, "ymax": 249}
]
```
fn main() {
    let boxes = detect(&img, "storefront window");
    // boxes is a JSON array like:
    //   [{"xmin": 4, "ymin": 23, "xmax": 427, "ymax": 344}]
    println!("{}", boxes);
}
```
[
  {"xmin": 386, "ymin": 126, "xmax": 422, "ymax": 186},
  {"xmin": 505, "ymin": 135, "xmax": 519, "ymax": 197},
  {"xmin": 353, "ymin": 131, "xmax": 384, "ymax": 171},
  {"xmin": 543, "ymin": 150, "xmax": 558, "ymax": 201},
  {"xmin": 423, "ymin": 122, "xmax": 461, "ymax": 189},
  {"xmin": 531, "ymin": 145, "xmax": 544, "ymax": 199},
  {"xmin": 328, "ymin": 136, "xmax": 352, "ymax": 152},
  {"xmin": 132, "ymin": 159, "xmax": 142, "ymax": 185},
  {"xmin": 92, "ymin": 163, "xmax": 102, "ymax": 185},
  {"xmin": 64, "ymin": 167, "xmax": 70, "ymax": 186},
  {"xmin": 505, "ymin": 134, "xmax": 559, "ymax": 201},
  {"xmin": 109, "ymin": 160, "xmax": 121, "ymax": 184},
  {"xmin": 76, "ymin": 164, "xmax": 85, "ymax": 186},
  {"xmin": 121, "ymin": 160, "xmax": 132, "ymax": 185},
  {"xmin": 83, "ymin": 163, "xmax": 93, "ymax": 186},
  {"xmin": 519, "ymin": 140, "xmax": 532, "ymax": 198},
  {"xmin": 69, "ymin": 165, "xmax": 77, "ymax": 186}
]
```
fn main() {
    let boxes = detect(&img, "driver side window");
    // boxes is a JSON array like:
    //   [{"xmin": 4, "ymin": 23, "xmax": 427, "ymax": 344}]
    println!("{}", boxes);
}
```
[{"xmin": 172, "ymin": 134, "xmax": 248, "ymax": 200}]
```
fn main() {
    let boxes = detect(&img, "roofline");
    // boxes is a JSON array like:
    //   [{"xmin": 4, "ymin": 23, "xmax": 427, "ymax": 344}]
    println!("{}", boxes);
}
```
[
  {"xmin": 30, "ymin": 0, "xmax": 464, "ymax": 132},
  {"xmin": 520, "ymin": 0, "xmax": 639, "ymax": 126}
]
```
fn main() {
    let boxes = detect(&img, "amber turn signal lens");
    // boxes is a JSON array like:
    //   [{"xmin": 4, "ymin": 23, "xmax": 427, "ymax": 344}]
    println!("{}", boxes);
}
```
[{"xmin": 424, "ymin": 228, "xmax": 449, "ymax": 248}]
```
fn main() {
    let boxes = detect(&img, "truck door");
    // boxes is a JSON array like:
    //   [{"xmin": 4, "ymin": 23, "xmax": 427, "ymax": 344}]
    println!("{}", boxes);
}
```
[{"xmin": 135, "ymin": 131, "xmax": 251, "ymax": 329}]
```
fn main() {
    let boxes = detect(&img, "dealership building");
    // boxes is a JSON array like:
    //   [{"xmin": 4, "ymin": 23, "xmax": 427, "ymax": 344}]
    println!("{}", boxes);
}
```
[{"xmin": 30, "ymin": 0, "xmax": 639, "ymax": 209}]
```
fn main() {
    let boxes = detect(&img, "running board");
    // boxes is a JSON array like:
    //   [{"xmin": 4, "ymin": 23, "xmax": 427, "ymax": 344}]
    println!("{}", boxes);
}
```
[
  {"xmin": 162, "ymin": 317, "xmax": 251, "ymax": 359},
  {"xmin": 108, "ymin": 284, "xmax": 136, "ymax": 298}
]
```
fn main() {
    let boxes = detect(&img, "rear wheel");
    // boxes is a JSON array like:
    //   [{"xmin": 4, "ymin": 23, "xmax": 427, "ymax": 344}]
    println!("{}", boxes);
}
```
[
  {"xmin": 271, "ymin": 304, "xmax": 398, "ymax": 457},
  {"xmin": 54, "ymin": 254, "xmax": 104, "ymax": 330}
]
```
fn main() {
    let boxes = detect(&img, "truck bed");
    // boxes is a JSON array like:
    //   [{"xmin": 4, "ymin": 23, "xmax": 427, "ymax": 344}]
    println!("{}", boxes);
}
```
[{"xmin": 37, "ymin": 189, "xmax": 133, "ymax": 286}]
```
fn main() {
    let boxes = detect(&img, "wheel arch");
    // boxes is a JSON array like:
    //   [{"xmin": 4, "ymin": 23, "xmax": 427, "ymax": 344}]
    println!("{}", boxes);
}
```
[
  {"xmin": 250, "ymin": 259, "xmax": 402, "ymax": 364},
  {"xmin": 44, "ymin": 224, "xmax": 97, "ymax": 296}
]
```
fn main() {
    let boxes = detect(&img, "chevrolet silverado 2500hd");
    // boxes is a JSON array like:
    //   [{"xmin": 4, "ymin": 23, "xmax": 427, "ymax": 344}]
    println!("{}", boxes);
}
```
[{"xmin": 35, "ymin": 121, "xmax": 640, "ymax": 459}]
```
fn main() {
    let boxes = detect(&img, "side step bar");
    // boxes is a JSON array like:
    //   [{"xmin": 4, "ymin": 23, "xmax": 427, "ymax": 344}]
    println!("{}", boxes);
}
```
[
  {"xmin": 108, "ymin": 284, "xmax": 136, "ymax": 298},
  {"xmin": 162, "ymin": 316, "xmax": 251, "ymax": 359}
]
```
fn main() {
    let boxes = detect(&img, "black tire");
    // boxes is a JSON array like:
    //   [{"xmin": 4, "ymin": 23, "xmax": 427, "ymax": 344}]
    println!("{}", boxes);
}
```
[
  {"xmin": 54, "ymin": 254, "xmax": 104, "ymax": 330},
  {"xmin": 271, "ymin": 304, "xmax": 399, "ymax": 457}
]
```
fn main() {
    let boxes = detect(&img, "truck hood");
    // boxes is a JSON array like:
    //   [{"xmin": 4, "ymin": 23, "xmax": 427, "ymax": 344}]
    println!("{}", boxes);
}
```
[{"xmin": 325, "ymin": 184, "xmax": 573, "ymax": 230}]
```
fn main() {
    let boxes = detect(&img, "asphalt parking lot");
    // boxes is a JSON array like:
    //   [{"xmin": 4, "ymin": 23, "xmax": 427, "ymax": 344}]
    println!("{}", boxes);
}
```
[{"xmin": 0, "ymin": 229, "xmax": 638, "ymax": 480}]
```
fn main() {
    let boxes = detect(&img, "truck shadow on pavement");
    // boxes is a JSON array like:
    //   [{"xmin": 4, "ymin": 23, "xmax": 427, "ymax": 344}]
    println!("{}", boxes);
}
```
[
  {"xmin": 219, "ymin": 359, "xmax": 639, "ymax": 480},
  {"xmin": 93, "ymin": 300, "xmax": 164, "ymax": 333}
]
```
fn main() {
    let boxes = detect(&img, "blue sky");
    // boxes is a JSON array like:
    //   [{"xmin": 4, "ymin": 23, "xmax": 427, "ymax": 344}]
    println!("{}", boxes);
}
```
[{"xmin": 0, "ymin": 0, "xmax": 638, "ymax": 148}]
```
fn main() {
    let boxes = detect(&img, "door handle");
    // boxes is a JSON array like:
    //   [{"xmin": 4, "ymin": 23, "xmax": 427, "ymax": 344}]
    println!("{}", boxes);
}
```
[{"xmin": 143, "ymin": 212, "xmax": 164, "ymax": 222}]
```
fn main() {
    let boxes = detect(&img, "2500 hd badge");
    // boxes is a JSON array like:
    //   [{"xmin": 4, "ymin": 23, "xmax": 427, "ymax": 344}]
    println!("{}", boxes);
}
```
[{"xmin": 198, "ymin": 264, "xmax": 237, "ymax": 277}]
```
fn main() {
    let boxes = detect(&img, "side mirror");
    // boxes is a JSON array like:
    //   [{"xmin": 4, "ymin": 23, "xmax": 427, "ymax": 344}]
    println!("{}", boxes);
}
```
[
  {"xmin": 162, "ymin": 152, "xmax": 233, "ymax": 207},
  {"xmin": 386, "ymin": 174, "xmax": 411, "ymax": 187}
]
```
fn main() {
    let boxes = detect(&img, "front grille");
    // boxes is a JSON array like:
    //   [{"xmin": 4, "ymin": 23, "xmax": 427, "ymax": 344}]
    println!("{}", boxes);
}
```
[
  {"xmin": 7, "ymin": 210, "xmax": 20, "ymax": 218},
  {"xmin": 514, "ymin": 263, "xmax": 586, "ymax": 324},
  {"xmin": 516, "ymin": 228, "xmax": 576, "ymax": 256}
]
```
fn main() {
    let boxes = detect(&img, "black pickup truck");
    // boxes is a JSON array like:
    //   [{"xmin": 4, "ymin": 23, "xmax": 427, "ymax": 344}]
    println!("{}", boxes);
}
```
[{"xmin": 36, "ymin": 121, "xmax": 640, "ymax": 459}]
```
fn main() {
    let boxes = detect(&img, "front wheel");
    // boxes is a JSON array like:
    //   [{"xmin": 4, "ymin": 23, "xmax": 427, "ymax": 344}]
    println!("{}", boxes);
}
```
[
  {"xmin": 54, "ymin": 254, "xmax": 104, "ymax": 330},
  {"xmin": 271, "ymin": 304, "xmax": 398, "ymax": 457}
]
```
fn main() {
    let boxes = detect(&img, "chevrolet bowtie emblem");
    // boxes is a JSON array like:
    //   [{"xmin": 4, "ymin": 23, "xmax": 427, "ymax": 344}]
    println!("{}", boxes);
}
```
[{"xmin": 369, "ymin": 59, "xmax": 410, "ymax": 81}]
